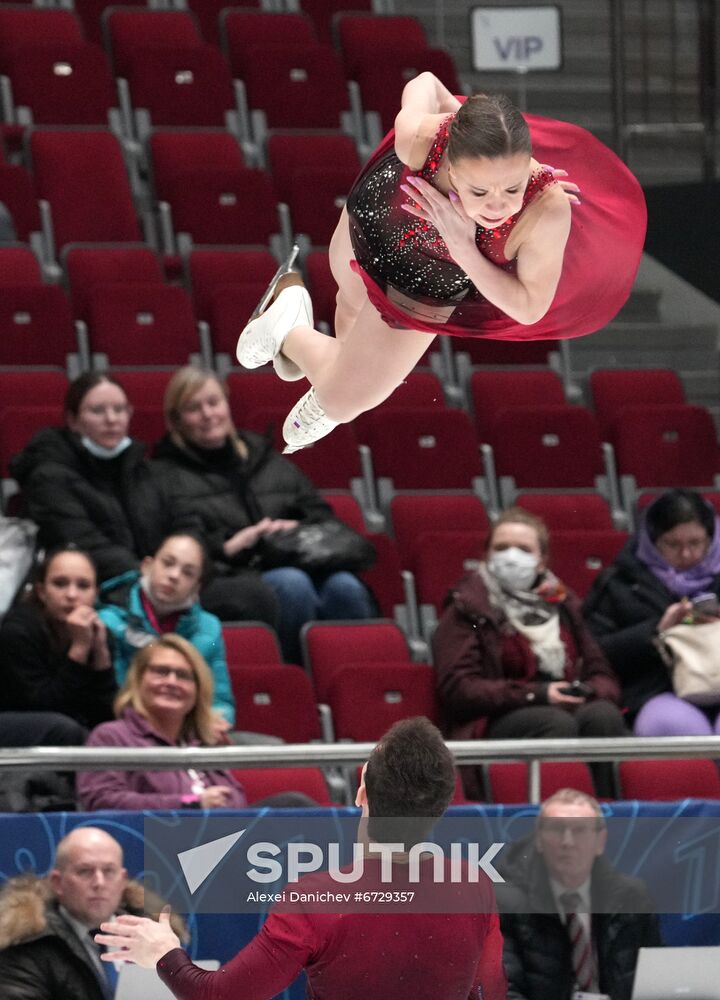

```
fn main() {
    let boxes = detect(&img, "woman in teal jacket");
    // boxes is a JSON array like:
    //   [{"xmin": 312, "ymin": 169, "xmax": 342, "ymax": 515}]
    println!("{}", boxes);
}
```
[{"xmin": 99, "ymin": 533, "xmax": 235, "ymax": 741}]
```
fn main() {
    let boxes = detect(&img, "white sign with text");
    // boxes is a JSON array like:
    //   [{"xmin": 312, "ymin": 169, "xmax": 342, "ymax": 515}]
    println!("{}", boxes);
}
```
[{"xmin": 471, "ymin": 5, "xmax": 562, "ymax": 72}]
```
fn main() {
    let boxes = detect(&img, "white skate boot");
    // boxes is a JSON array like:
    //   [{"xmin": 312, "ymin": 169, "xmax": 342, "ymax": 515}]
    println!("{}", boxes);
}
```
[
  {"xmin": 282, "ymin": 387, "xmax": 338, "ymax": 453},
  {"xmin": 236, "ymin": 246, "xmax": 312, "ymax": 381}
]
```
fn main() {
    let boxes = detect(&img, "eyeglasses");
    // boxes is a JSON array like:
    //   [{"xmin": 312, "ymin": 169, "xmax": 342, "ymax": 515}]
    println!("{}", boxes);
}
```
[
  {"xmin": 656, "ymin": 536, "xmax": 709, "ymax": 556},
  {"xmin": 146, "ymin": 664, "xmax": 196, "ymax": 684}
]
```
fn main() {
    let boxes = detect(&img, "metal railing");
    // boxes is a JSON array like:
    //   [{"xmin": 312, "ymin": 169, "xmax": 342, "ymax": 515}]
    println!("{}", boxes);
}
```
[
  {"xmin": 2, "ymin": 736, "xmax": 719, "ymax": 805},
  {"xmin": 610, "ymin": 0, "xmax": 717, "ymax": 177}
]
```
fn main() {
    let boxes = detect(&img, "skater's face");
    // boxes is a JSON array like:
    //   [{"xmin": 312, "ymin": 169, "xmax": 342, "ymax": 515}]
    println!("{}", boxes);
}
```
[
  {"xmin": 67, "ymin": 381, "xmax": 131, "ymax": 450},
  {"xmin": 176, "ymin": 378, "xmax": 233, "ymax": 449},
  {"xmin": 448, "ymin": 152, "xmax": 531, "ymax": 228}
]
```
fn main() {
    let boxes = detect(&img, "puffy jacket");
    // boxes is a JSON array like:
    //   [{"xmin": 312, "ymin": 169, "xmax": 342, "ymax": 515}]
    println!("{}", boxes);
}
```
[
  {"xmin": 583, "ymin": 539, "xmax": 720, "ymax": 716},
  {"xmin": 496, "ymin": 838, "xmax": 661, "ymax": 1000},
  {"xmin": 432, "ymin": 570, "xmax": 621, "ymax": 740},
  {"xmin": 10, "ymin": 427, "xmax": 171, "ymax": 582},
  {"xmin": 77, "ymin": 707, "xmax": 247, "ymax": 810},
  {"xmin": 151, "ymin": 431, "xmax": 332, "ymax": 571},
  {"xmin": 0, "ymin": 603, "xmax": 116, "ymax": 728},
  {"xmin": 99, "ymin": 575, "xmax": 235, "ymax": 723},
  {"xmin": 0, "ymin": 874, "xmax": 188, "ymax": 1000}
]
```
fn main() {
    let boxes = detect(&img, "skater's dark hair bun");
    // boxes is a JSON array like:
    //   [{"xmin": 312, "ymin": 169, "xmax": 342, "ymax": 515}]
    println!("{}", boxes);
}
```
[{"xmin": 448, "ymin": 93, "xmax": 531, "ymax": 162}]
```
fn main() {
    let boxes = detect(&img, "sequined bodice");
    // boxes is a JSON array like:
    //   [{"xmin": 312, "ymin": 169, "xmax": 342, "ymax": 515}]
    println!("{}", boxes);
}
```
[{"xmin": 347, "ymin": 113, "xmax": 557, "ymax": 304}]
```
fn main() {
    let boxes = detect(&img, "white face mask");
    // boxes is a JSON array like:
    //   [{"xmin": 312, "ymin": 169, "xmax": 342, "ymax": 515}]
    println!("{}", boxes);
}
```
[
  {"xmin": 81, "ymin": 435, "xmax": 132, "ymax": 460},
  {"xmin": 488, "ymin": 547, "xmax": 540, "ymax": 592}
]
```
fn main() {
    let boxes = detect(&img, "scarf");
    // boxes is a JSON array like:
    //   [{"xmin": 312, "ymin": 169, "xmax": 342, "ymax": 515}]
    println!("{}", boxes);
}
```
[
  {"xmin": 478, "ymin": 562, "xmax": 567, "ymax": 678},
  {"xmin": 636, "ymin": 519, "xmax": 720, "ymax": 598}
]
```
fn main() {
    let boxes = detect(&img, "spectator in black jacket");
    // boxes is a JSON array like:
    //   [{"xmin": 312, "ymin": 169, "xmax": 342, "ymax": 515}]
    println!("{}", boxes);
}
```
[
  {"xmin": 584, "ymin": 488, "xmax": 720, "ymax": 733},
  {"xmin": 153, "ymin": 366, "xmax": 374, "ymax": 662},
  {"xmin": 11, "ymin": 372, "xmax": 170, "ymax": 583},
  {"xmin": 497, "ymin": 787, "xmax": 661, "ymax": 1000},
  {"xmin": 0, "ymin": 548, "xmax": 116, "ymax": 729}
]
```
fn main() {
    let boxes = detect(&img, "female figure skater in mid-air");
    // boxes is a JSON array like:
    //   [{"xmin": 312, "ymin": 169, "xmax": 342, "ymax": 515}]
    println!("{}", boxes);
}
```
[{"xmin": 236, "ymin": 71, "xmax": 646, "ymax": 452}]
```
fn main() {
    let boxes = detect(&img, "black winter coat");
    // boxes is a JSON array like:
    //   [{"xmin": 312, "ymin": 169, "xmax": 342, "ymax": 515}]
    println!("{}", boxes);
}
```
[
  {"xmin": 583, "ymin": 539, "xmax": 720, "ymax": 715},
  {"xmin": 0, "ymin": 875, "xmax": 188, "ymax": 1000},
  {"xmin": 152, "ymin": 431, "xmax": 332, "ymax": 571},
  {"xmin": 497, "ymin": 839, "xmax": 661, "ymax": 1000},
  {"xmin": 10, "ymin": 427, "xmax": 170, "ymax": 582},
  {"xmin": 0, "ymin": 603, "xmax": 116, "ymax": 727}
]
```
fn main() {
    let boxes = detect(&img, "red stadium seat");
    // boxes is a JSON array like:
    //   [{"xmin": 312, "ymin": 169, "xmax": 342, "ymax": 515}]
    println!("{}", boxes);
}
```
[
  {"xmin": 0, "ymin": 246, "xmax": 42, "ymax": 284},
  {"xmin": 222, "ymin": 621, "xmax": 284, "ymax": 667},
  {"xmin": 85, "ymin": 283, "xmax": 200, "ymax": 366},
  {"xmin": 226, "ymin": 373, "xmax": 311, "ymax": 426},
  {"xmin": 0, "ymin": 370, "xmax": 67, "ymax": 411},
  {"xmin": 239, "ymin": 43, "xmax": 350, "ymax": 132},
  {"xmin": 188, "ymin": 247, "xmax": 277, "ymax": 324},
  {"xmin": 0, "ymin": 164, "xmax": 41, "ymax": 241},
  {"xmin": 232, "ymin": 766, "xmax": 332, "ymax": 805},
  {"xmin": 361, "ymin": 409, "xmax": 483, "ymax": 490},
  {"xmin": 64, "ymin": 245, "xmax": 164, "ymax": 320},
  {"xmin": 390, "ymin": 494, "xmax": 489, "ymax": 567},
  {"xmin": 73, "ymin": 0, "xmax": 145, "ymax": 46},
  {"xmin": 491, "ymin": 405, "xmax": 605, "ymax": 489},
  {"xmin": 488, "ymin": 762, "xmax": 596, "ymax": 804},
  {"xmin": 470, "ymin": 370, "xmax": 565, "ymax": 443},
  {"xmin": 618, "ymin": 759, "xmax": 720, "ymax": 800},
  {"xmin": 149, "ymin": 132, "xmax": 279, "ymax": 247},
  {"xmin": 0, "ymin": 405, "xmax": 63, "ymax": 476},
  {"xmin": 513, "ymin": 492, "xmax": 615, "ymax": 530},
  {"xmin": 267, "ymin": 133, "xmax": 360, "ymax": 246},
  {"xmin": 112, "ymin": 370, "xmax": 174, "ymax": 412},
  {"xmin": 0, "ymin": 284, "xmax": 76, "ymax": 367},
  {"xmin": 105, "ymin": 9, "xmax": 203, "ymax": 77},
  {"xmin": 353, "ymin": 372, "xmax": 447, "ymax": 442},
  {"xmin": 301, "ymin": 0, "xmax": 372, "ymax": 44},
  {"xmin": 322, "ymin": 493, "xmax": 366, "ymax": 533},
  {"xmin": 355, "ymin": 50, "xmax": 461, "ymax": 134},
  {"xmin": 410, "ymin": 530, "xmax": 487, "ymax": 614},
  {"xmin": 302, "ymin": 619, "xmax": 411, "ymax": 702},
  {"xmin": 549, "ymin": 529, "xmax": 629, "ymax": 598},
  {"xmin": 228, "ymin": 663, "xmax": 322, "ymax": 742},
  {"xmin": 245, "ymin": 412, "xmax": 361, "ymax": 489},
  {"xmin": 329, "ymin": 662, "xmax": 439, "ymax": 740},
  {"xmin": 590, "ymin": 368, "xmax": 685, "ymax": 439},
  {"xmin": 611, "ymin": 404, "xmax": 720, "ymax": 488},
  {"xmin": 454, "ymin": 336, "xmax": 559, "ymax": 366},
  {"xmin": 185, "ymin": 0, "xmax": 260, "ymax": 45},
  {"xmin": 221, "ymin": 12, "xmax": 317, "ymax": 78},
  {"xmin": 30, "ymin": 130, "xmax": 141, "ymax": 249},
  {"xmin": 4, "ymin": 43, "xmax": 117, "ymax": 126},
  {"xmin": 123, "ymin": 45, "xmax": 236, "ymax": 128},
  {"xmin": 336, "ymin": 15, "xmax": 428, "ymax": 78},
  {"xmin": 0, "ymin": 9, "xmax": 83, "ymax": 71}
]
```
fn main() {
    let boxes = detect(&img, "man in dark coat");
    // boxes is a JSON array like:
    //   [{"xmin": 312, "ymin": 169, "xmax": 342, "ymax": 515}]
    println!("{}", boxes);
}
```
[
  {"xmin": 0, "ymin": 826, "xmax": 187, "ymax": 1000},
  {"xmin": 497, "ymin": 788, "xmax": 661, "ymax": 1000}
]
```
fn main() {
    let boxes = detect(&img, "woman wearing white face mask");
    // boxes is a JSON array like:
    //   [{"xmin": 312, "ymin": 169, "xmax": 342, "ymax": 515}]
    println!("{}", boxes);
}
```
[
  {"xmin": 432, "ymin": 507, "xmax": 626, "ymax": 798},
  {"xmin": 11, "ymin": 373, "xmax": 173, "ymax": 584}
]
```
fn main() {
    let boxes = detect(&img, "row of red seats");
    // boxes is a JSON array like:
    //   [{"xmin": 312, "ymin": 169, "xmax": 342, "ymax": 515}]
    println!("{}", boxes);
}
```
[
  {"xmin": 0, "ymin": 9, "xmax": 458, "ymax": 139},
  {"xmin": 222, "ymin": 622, "xmax": 720, "ymax": 803},
  {"xmin": 2, "ymin": 368, "xmax": 718, "ymax": 501}
]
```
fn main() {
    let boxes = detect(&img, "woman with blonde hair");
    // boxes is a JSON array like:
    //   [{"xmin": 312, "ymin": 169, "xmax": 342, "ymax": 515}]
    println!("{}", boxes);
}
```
[
  {"xmin": 77, "ymin": 633, "xmax": 247, "ymax": 810},
  {"xmin": 152, "ymin": 366, "xmax": 374, "ymax": 663}
]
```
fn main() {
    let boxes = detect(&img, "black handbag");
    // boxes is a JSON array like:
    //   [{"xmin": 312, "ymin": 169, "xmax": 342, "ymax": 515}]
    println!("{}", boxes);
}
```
[{"xmin": 257, "ymin": 520, "xmax": 376, "ymax": 574}]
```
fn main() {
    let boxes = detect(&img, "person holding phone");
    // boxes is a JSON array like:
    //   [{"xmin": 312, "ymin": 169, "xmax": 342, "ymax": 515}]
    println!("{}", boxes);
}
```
[
  {"xmin": 432, "ymin": 508, "xmax": 626, "ymax": 798},
  {"xmin": 584, "ymin": 488, "xmax": 720, "ymax": 736}
]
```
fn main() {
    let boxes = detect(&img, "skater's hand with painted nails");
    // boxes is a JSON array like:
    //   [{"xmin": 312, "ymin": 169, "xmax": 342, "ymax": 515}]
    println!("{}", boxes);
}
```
[
  {"xmin": 541, "ymin": 164, "xmax": 581, "ymax": 205},
  {"xmin": 400, "ymin": 176, "xmax": 476, "ymax": 258}
]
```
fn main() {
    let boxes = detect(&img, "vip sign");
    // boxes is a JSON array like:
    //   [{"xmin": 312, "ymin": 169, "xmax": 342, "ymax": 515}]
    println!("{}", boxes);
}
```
[{"xmin": 471, "ymin": 6, "xmax": 562, "ymax": 72}]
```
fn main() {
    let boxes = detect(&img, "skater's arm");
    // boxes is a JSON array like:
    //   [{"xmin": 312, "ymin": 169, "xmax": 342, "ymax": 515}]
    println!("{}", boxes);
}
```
[
  {"xmin": 394, "ymin": 72, "xmax": 462, "ymax": 168},
  {"xmin": 403, "ymin": 177, "xmax": 571, "ymax": 325}
]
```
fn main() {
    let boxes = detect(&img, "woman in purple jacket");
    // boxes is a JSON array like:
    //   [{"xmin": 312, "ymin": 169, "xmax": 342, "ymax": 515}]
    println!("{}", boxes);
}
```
[{"xmin": 77, "ymin": 633, "xmax": 247, "ymax": 811}]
